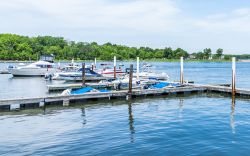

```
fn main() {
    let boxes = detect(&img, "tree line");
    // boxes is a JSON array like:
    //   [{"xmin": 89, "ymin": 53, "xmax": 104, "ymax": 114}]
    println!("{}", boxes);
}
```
[{"xmin": 0, "ymin": 33, "xmax": 243, "ymax": 61}]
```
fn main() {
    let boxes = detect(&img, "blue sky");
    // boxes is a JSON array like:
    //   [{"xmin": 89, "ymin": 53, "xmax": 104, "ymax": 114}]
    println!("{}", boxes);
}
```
[{"xmin": 0, "ymin": 0, "xmax": 250, "ymax": 54}]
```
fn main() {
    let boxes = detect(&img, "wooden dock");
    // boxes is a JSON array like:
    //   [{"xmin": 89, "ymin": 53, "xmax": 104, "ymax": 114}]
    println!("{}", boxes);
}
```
[
  {"xmin": 0, "ymin": 85, "xmax": 205, "ymax": 111},
  {"xmin": 1, "ymin": 82, "xmax": 250, "ymax": 111}
]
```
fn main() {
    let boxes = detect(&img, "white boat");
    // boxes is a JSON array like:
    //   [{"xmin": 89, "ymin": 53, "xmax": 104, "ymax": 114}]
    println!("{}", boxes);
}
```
[
  {"xmin": 8, "ymin": 61, "xmax": 60, "ymax": 76},
  {"xmin": 100, "ymin": 67, "xmax": 125, "ymax": 77},
  {"xmin": 57, "ymin": 68, "xmax": 104, "ymax": 81},
  {"xmin": 138, "ymin": 65, "xmax": 169, "ymax": 80}
]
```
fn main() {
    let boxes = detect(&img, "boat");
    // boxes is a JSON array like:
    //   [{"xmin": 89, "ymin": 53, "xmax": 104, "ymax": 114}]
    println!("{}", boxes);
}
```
[
  {"xmin": 61, "ymin": 86, "xmax": 110, "ymax": 95},
  {"xmin": 8, "ymin": 61, "xmax": 60, "ymax": 76},
  {"xmin": 139, "ymin": 65, "xmax": 169, "ymax": 80},
  {"xmin": 46, "ymin": 60, "xmax": 81, "ymax": 80},
  {"xmin": 57, "ymin": 68, "xmax": 104, "ymax": 81},
  {"xmin": 100, "ymin": 66, "xmax": 125, "ymax": 78}
]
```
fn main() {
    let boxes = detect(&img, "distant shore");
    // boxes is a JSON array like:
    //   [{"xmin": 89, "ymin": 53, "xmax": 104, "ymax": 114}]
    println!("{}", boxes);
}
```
[{"xmin": 0, "ymin": 59, "xmax": 239, "ymax": 63}]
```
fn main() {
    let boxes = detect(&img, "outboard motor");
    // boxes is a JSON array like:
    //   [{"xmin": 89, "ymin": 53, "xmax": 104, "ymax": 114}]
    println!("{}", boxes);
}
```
[{"xmin": 44, "ymin": 73, "xmax": 53, "ymax": 81}]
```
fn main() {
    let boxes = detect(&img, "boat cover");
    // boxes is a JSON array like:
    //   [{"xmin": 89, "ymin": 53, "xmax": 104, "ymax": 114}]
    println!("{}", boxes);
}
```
[
  {"xmin": 71, "ymin": 87, "xmax": 93, "ymax": 94},
  {"xmin": 152, "ymin": 82, "xmax": 170, "ymax": 88}
]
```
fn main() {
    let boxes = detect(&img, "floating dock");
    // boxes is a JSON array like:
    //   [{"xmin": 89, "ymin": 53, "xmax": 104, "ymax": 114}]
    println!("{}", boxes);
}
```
[{"xmin": 0, "ymin": 84, "xmax": 249, "ymax": 111}]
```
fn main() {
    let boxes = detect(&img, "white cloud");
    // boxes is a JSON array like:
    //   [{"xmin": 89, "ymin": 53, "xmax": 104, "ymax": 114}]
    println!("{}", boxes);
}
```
[
  {"xmin": 1, "ymin": 0, "xmax": 250, "ymax": 54},
  {"xmin": 195, "ymin": 8, "xmax": 250, "ymax": 33},
  {"xmin": 0, "ymin": 0, "xmax": 181, "ymax": 33}
]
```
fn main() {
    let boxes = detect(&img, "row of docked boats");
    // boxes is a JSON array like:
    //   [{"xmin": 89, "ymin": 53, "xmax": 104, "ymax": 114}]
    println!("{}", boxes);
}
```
[
  {"xmin": 7, "ymin": 60, "xmax": 169, "ymax": 82},
  {"xmin": 5, "ymin": 59, "xmax": 183, "ymax": 96}
]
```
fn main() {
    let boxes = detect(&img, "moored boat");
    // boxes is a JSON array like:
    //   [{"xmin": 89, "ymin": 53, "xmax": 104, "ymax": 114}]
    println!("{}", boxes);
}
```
[{"xmin": 8, "ymin": 60, "xmax": 60, "ymax": 77}]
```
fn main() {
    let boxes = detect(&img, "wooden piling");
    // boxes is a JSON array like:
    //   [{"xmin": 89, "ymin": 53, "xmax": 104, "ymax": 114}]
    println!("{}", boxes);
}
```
[
  {"xmin": 180, "ymin": 57, "xmax": 184, "ymax": 84},
  {"xmin": 91, "ymin": 63, "xmax": 94, "ymax": 71},
  {"xmin": 94, "ymin": 58, "xmax": 97, "ymax": 69},
  {"xmin": 232, "ymin": 57, "xmax": 236, "ymax": 96},
  {"xmin": 137, "ymin": 57, "xmax": 139, "ymax": 80},
  {"xmin": 128, "ymin": 64, "xmax": 133, "ymax": 99},
  {"xmin": 82, "ymin": 63, "xmax": 86, "ymax": 87},
  {"xmin": 114, "ymin": 56, "xmax": 116, "ymax": 79}
]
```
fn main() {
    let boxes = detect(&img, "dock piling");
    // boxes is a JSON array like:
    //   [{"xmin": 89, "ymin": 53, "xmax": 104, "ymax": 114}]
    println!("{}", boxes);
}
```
[
  {"xmin": 180, "ymin": 57, "xmax": 184, "ymax": 84},
  {"xmin": 232, "ymin": 57, "xmax": 236, "ymax": 96},
  {"xmin": 82, "ymin": 63, "xmax": 86, "ymax": 87},
  {"xmin": 137, "ymin": 57, "xmax": 139, "ymax": 80},
  {"xmin": 94, "ymin": 58, "xmax": 97, "ymax": 69},
  {"xmin": 128, "ymin": 64, "xmax": 133, "ymax": 100},
  {"xmin": 114, "ymin": 56, "xmax": 116, "ymax": 79}
]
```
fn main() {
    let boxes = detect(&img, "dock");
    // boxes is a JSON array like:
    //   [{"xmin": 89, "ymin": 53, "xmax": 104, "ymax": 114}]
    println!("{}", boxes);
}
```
[{"xmin": 0, "ymin": 84, "xmax": 249, "ymax": 111}]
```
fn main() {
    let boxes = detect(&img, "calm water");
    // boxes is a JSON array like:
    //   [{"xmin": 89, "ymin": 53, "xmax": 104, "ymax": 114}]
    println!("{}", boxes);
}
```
[
  {"xmin": 1, "ymin": 62, "xmax": 250, "ymax": 155},
  {"xmin": 0, "ymin": 61, "xmax": 250, "ymax": 99},
  {"xmin": 1, "ymin": 95, "xmax": 250, "ymax": 155}
]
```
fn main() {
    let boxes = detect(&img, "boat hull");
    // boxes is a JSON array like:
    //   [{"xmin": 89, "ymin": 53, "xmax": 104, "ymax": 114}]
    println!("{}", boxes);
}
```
[{"xmin": 9, "ymin": 68, "xmax": 59, "ymax": 76}]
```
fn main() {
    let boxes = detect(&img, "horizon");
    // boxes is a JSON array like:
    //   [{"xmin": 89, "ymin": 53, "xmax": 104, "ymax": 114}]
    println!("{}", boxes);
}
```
[{"xmin": 1, "ymin": 0, "xmax": 250, "ymax": 54}]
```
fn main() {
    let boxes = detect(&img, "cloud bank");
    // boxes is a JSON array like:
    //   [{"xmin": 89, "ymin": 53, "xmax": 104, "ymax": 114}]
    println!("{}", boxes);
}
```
[{"xmin": 0, "ymin": 0, "xmax": 250, "ymax": 54}]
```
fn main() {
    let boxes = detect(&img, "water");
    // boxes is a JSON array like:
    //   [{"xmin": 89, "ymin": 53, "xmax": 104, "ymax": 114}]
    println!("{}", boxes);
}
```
[
  {"xmin": 1, "ymin": 62, "xmax": 250, "ymax": 155},
  {"xmin": 1, "ymin": 95, "xmax": 250, "ymax": 155},
  {"xmin": 0, "ymin": 61, "xmax": 250, "ymax": 99}
]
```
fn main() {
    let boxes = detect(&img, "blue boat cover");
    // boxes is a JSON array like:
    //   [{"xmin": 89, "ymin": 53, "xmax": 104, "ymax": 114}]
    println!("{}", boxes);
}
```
[
  {"xmin": 152, "ymin": 82, "xmax": 170, "ymax": 88},
  {"xmin": 71, "ymin": 87, "xmax": 93, "ymax": 95},
  {"xmin": 99, "ymin": 89, "xmax": 111, "ymax": 92}
]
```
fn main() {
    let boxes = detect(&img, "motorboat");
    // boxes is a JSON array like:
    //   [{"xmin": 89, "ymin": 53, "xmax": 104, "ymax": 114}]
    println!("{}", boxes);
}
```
[
  {"xmin": 61, "ymin": 87, "xmax": 110, "ymax": 95},
  {"xmin": 100, "ymin": 66, "xmax": 125, "ymax": 78},
  {"xmin": 139, "ymin": 65, "xmax": 169, "ymax": 80},
  {"xmin": 8, "ymin": 61, "xmax": 60, "ymax": 76},
  {"xmin": 47, "ymin": 61, "xmax": 81, "ymax": 80},
  {"xmin": 57, "ymin": 68, "xmax": 103, "ymax": 81}
]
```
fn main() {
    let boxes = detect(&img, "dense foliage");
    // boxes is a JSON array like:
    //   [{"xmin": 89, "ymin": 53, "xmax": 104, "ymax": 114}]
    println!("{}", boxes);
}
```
[{"xmin": 0, "ymin": 33, "xmax": 245, "ymax": 61}]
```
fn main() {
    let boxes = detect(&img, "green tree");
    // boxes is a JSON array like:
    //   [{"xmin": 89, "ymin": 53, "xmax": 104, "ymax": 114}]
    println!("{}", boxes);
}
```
[{"xmin": 216, "ymin": 48, "xmax": 223, "ymax": 59}]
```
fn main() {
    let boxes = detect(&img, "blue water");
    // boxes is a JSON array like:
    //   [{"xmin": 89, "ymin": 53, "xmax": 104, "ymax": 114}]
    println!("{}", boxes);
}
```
[
  {"xmin": 1, "ymin": 62, "xmax": 250, "ymax": 155},
  {"xmin": 1, "ymin": 61, "xmax": 250, "ymax": 99},
  {"xmin": 0, "ymin": 95, "xmax": 250, "ymax": 155}
]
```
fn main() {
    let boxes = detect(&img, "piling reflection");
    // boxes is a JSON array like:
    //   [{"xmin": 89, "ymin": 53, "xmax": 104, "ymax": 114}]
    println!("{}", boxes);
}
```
[
  {"xmin": 81, "ymin": 107, "xmax": 87, "ymax": 125},
  {"xmin": 230, "ymin": 97, "xmax": 236, "ymax": 134},
  {"xmin": 178, "ymin": 99, "xmax": 184, "ymax": 121},
  {"xmin": 128, "ymin": 102, "xmax": 135, "ymax": 143}
]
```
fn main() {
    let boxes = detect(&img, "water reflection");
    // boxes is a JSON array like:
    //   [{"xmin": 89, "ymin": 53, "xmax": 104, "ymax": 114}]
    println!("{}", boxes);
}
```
[
  {"xmin": 230, "ymin": 97, "xmax": 236, "ymax": 134},
  {"xmin": 128, "ymin": 102, "xmax": 135, "ymax": 143},
  {"xmin": 178, "ymin": 99, "xmax": 184, "ymax": 121},
  {"xmin": 81, "ymin": 107, "xmax": 87, "ymax": 125}
]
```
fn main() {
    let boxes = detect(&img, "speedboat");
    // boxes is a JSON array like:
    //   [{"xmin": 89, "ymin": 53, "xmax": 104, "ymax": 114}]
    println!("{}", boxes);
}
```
[
  {"xmin": 8, "ymin": 61, "xmax": 60, "ymax": 77},
  {"xmin": 100, "ymin": 67, "xmax": 125, "ymax": 77},
  {"xmin": 138, "ymin": 64, "xmax": 169, "ymax": 80},
  {"xmin": 57, "ymin": 68, "xmax": 103, "ymax": 81},
  {"xmin": 61, "ymin": 87, "xmax": 110, "ymax": 95}
]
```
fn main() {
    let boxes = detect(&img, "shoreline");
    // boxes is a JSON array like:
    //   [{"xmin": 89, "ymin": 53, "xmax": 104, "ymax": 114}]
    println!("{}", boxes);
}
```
[{"xmin": 0, "ymin": 59, "xmax": 236, "ymax": 63}]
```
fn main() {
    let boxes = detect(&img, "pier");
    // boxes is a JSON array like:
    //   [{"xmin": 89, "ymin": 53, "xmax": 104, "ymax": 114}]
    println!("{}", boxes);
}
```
[{"xmin": 1, "ymin": 84, "xmax": 250, "ymax": 111}]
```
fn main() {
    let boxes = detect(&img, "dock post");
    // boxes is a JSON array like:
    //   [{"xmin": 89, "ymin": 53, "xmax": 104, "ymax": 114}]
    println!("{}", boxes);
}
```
[
  {"xmin": 180, "ymin": 57, "xmax": 184, "ymax": 84},
  {"xmin": 91, "ymin": 63, "xmax": 94, "ymax": 71},
  {"xmin": 128, "ymin": 64, "xmax": 133, "ymax": 100},
  {"xmin": 114, "ymin": 56, "xmax": 116, "ymax": 79},
  {"xmin": 94, "ymin": 58, "xmax": 97, "ymax": 69},
  {"xmin": 137, "ymin": 57, "xmax": 139, "ymax": 80},
  {"xmin": 232, "ymin": 57, "xmax": 236, "ymax": 96},
  {"xmin": 82, "ymin": 63, "xmax": 85, "ymax": 87}
]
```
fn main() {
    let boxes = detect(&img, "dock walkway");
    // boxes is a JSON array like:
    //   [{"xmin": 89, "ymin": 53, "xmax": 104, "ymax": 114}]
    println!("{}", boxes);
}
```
[{"xmin": 0, "ymin": 84, "xmax": 249, "ymax": 111}]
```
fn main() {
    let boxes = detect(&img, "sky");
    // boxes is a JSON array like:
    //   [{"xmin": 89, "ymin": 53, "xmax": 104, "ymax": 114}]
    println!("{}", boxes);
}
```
[{"xmin": 0, "ymin": 0, "xmax": 250, "ymax": 54}]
